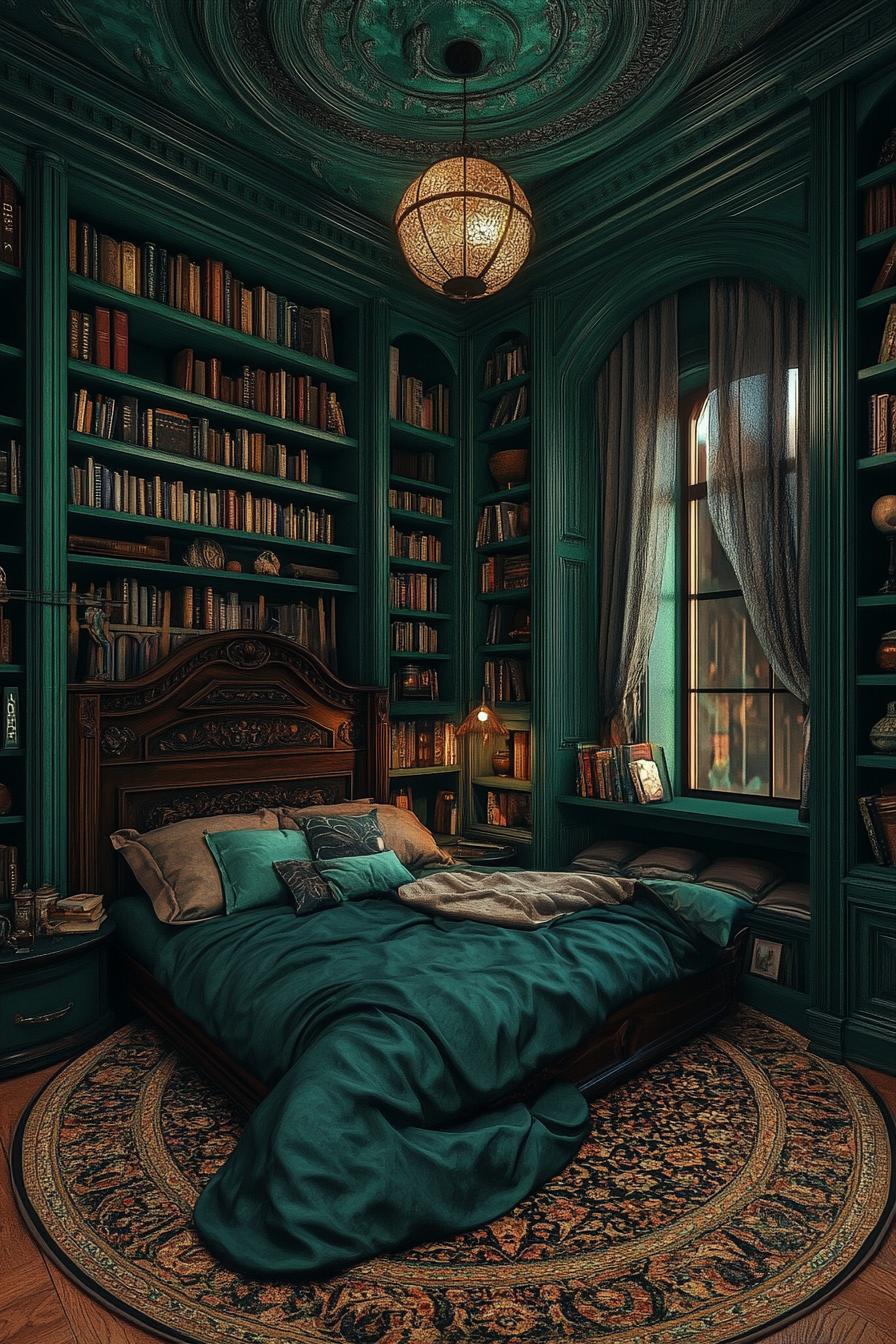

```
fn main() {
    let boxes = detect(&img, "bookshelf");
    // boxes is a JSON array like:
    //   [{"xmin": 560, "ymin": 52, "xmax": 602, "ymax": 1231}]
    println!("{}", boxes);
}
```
[
  {"xmin": 64, "ymin": 196, "xmax": 364, "ymax": 685},
  {"xmin": 386, "ymin": 328, "xmax": 461, "ymax": 836},
  {"xmin": 0, "ymin": 169, "xmax": 25, "ymax": 900},
  {"xmin": 465, "ymin": 326, "xmax": 533, "ymax": 848}
]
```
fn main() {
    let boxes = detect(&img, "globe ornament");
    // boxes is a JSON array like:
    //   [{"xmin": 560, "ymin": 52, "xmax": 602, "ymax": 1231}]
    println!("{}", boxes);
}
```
[{"xmin": 395, "ymin": 155, "xmax": 534, "ymax": 301}]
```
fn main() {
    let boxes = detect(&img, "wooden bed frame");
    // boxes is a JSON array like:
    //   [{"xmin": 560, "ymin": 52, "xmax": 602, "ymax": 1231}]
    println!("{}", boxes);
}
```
[{"xmin": 68, "ymin": 632, "xmax": 744, "ymax": 1112}]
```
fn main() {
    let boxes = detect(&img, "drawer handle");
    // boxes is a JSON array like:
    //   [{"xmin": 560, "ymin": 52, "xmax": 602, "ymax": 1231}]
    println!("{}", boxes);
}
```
[{"xmin": 15, "ymin": 1002, "xmax": 74, "ymax": 1026}]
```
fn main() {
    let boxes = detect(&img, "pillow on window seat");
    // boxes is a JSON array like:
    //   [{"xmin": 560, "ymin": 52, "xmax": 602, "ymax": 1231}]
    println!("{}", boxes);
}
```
[
  {"xmin": 280, "ymin": 802, "xmax": 453, "ymax": 869},
  {"xmin": 570, "ymin": 839, "xmax": 647, "ymax": 874},
  {"xmin": 698, "ymin": 857, "xmax": 784, "ymax": 902},
  {"xmin": 624, "ymin": 847, "xmax": 708, "ymax": 882},
  {"xmin": 755, "ymin": 881, "xmax": 810, "ymax": 920}
]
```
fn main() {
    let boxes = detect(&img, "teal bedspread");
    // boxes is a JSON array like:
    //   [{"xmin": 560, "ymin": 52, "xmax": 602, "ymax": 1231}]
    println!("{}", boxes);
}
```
[{"xmin": 155, "ymin": 890, "xmax": 717, "ymax": 1278}]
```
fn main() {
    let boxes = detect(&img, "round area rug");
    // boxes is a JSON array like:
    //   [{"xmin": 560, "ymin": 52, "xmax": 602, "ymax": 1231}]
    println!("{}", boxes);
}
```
[{"xmin": 11, "ymin": 1007, "xmax": 895, "ymax": 1344}]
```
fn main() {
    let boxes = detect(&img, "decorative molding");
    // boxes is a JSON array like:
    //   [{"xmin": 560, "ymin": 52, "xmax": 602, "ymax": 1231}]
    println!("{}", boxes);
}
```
[
  {"xmin": 134, "ymin": 780, "xmax": 345, "ymax": 831},
  {"xmin": 225, "ymin": 638, "xmax": 271, "ymax": 670},
  {"xmin": 100, "ymin": 724, "xmax": 136, "ymax": 757},
  {"xmin": 77, "ymin": 697, "xmax": 98, "ymax": 741},
  {"xmin": 189, "ymin": 684, "xmax": 296, "ymax": 708},
  {"xmin": 153, "ymin": 717, "xmax": 331, "ymax": 755}
]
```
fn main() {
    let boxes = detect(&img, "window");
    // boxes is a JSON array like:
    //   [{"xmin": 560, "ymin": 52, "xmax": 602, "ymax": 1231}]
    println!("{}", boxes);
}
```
[{"xmin": 681, "ymin": 375, "xmax": 804, "ymax": 802}]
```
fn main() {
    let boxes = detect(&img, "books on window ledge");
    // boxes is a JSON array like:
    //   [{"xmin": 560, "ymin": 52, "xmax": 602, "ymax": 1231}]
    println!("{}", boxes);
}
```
[
  {"xmin": 171, "ymin": 349, "xmax": 346, "ymax": 433},
  {"xmin": 858, "ymin": 787, "xmax": 896, "ymax": 864},
  {"xmin": 388, "ymin": 347, "xmax": 450, "ymax": 434},
  {"xmin": 484, "ymin": 341, "xmax": 528, "ymax": 389},
  {"xmin": 0, "ymin": 175, "xmax": 23, "ymax": 269},
  {"xmin": 576, "ymin": 741, "xmax": 672, "ymax": 804},
  {"xmin": 488, "ymin": 383, "xmax": 528, "ymax": 430},
  {"xmin": 390, "ymin": 446, "xmax": 436, "ymax": 484},
  {"xmin": 69, "ymin": 306, "xmax": 128, "ymax": 371},
  {"xmin": 484, "ymin": 789, "xmax": 531, "ymax": 830},
  {"xmin": 484, "ymin": 657, "xmax": 528, "ymax": 704},
  {"xmin": 0, "ymin": 440, "xmax": 22, "ymax": 494},
  {"xmin": 390, "ymin": 719, "xmax": 457, "ymax": 770},
  {"xmin": 67, "ymin": 218, "xmax": 335, "ymax": 361},
  {"xmin": 388, "ymin": 487, "xmax": 444, "ymax": 517},
  {"xmin": 389, "ymin": 572, "xmax": 439, "ymax": 612},
  {"xmin": 476, "ymin": 501, "xmax": 530, "ymax": 546},
  {"xmin": 481, "ymin": 553, "xmax": 530, "ymax": 593},
  {"xmin": 391, "ymin": 619, "xmax": 439, "ymax": 653},
  {"xmin": 388, "ymin": 528, "xmax": 443, "ymax": 563},
  {"xmin": 69, "ymin": 459, "xmax": 335, "ymax": 544}
]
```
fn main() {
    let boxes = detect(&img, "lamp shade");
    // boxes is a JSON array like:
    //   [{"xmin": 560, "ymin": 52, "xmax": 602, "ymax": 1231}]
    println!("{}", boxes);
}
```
[
  {"xmin": 395, "ymin": 155, "xmax": 534, "ymax": 301},
  {"xmin": 456, "ymin": 700, "xmax": 509, "ymax": 740}
]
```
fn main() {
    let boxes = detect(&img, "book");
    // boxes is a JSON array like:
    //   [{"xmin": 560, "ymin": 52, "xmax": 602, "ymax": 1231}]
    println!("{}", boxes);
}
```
[
  {"xmin": 0, "ymin": 175, "xmax": 23, "ymax": 268},
  {"xmin": 48, "ymin": 913, "xmax": 108, "ymax": 934},
  {"xmin": 872, "ymin": 240, "xmax": 896, "ymax": 293},
  {"xmin": 390, "ymin": 719, "xmax": 456, "ymax": 769},
  {"xmin": 55, "ymin": 892, "xmax": 104, "ymax": 913},
  {"xmin": 2, "ymin": 686, "xmax": 19, "ymax": 750},
  {"xmin": 629, "ymin": 759, "xmax": 666, "ymax": 804},
  {"xmin": 69, "ymin": 533, "xmax": 171, "ymax": 562},
  {"xmin": 575, "ymin": 741, "xmax": 671, "ymax": 804},
  {"xmin": 484, "ymin": 341, "xmax": 528, "ymax": 388}
]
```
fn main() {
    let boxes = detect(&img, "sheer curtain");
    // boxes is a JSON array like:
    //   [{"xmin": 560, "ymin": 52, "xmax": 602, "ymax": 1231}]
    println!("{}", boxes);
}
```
[
  {"xmin": 596, "ymin": 296, "xmax": 678, "ymax": 744},
  {"xmin": 705, "ymin": 279, "xmax": 810, "ymax": 816}
]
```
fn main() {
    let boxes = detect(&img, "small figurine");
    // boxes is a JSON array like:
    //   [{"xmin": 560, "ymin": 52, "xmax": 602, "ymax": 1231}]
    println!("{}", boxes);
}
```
[
  {"xmin": 184, "ymin": 538, "xmax": 225, "ymax": 570},
  {"xmin": 254, "ymin": 549, "xmax": 280, "ymax": 575}
]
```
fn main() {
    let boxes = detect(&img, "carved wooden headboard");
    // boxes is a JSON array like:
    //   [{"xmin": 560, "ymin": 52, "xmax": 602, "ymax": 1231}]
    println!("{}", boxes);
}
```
[{"xmin": 68, "ymin": 633, "xmax": 389, "ymax": 899}]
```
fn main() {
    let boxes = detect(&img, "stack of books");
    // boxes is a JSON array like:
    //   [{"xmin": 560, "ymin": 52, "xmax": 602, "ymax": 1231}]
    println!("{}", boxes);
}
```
[
  {"xmin": 576, "ymin": 741, "xmax": 672, "ymax": 804},
  {"xmin": 47, "ymin": 892, "xmax": 107, "ymax": 934}
]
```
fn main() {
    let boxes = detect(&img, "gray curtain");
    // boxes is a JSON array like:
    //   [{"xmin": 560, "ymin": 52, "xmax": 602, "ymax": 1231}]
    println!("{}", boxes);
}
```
[
  {"xmin": 597, "ymin": 296, "xmax": 678, "ymax": 743},
  {"xmin": 705, "ymin": 278, "xmax": 810, "ymax": 816}
]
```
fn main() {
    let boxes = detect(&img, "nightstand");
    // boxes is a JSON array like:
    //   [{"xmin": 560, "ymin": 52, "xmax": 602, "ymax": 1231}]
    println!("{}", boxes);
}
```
[
  {"xmin": 439, "ymin": 837, "xmax": 520, "ymax": 866},
  {"xmin": 0, "ymin": 919, "xmax": 115, "ymax": 1078}
]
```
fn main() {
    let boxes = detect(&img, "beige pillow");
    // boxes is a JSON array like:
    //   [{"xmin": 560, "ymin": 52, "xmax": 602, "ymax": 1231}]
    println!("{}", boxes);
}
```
[
  {"xmin": 279, "ymin": 802, "xmax": 453, "ymax": 869},
  {"xmin": 110, "ymin": 809, "xmax": 280, "ymax": 923}
]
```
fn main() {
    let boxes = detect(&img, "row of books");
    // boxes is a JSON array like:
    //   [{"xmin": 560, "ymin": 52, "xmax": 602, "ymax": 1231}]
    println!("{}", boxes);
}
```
[
  {"xmin": 509, "ymin": 729, "xmax": 532, "ymax": 781},
  {"xmin": 391, "ymin": 447, "xmax": 436, "ymax": 484},
  {"xmin": 389, "ymin": 528, "xmax": 443, "ymax": 563},
  {"xmin": 483, "ymin": 341, "xmax": 528, "ymax": 389},
  {"xmin": 171, "ymin": 349, "xmax": 347, "ymax": 433},
  {"xmin": 485, "ymin": 604, "xmax": 530, "ymax": 646},
  {"xmin": 476, "ymin": 501, "xmax": 530, "ymax": 546},
  {"xmin": 488, "ymin": 383, "xmax": 528, "ymax": 431},
  {"xmin": 390, "ymin": 719, "xmax": 457, "ymax": 770},
  {"xmin": 877, "ymin": 304, "xmax": 896, "ymax": 364},
  {"xmin": 484, "ymin": 657, "xmax": 528, "ymax": 704},
  {"xmin": 0, "ymin": 176, "xmax": 22, "ymax": 269},
  {"xmin": 388, "ymin": 486, "xmax": 444, "ymax": 517},
  {"xmin": 0, "ymin": 844, "xmax": 19, "ymax": 900},
  {"xmin": 481, "ymin": 554, "xmax": 530, "ymax": 593},
  {"xmin": 0, "ymin": 440, "xmax": 22, "ymax": 495},
  {"xmin": 389, "ymin": 573, "xmax": 439, "ymax": 612},
  {"xmin": 867, "ymin": 392, "xmax": 896, "ymax": 455},
  {"xmin": 388, "ymin": 349, "xmax": 450, "ymax": 434},
  {"xmin": 70, "ymin": 388, "xmax": 310, "ymax": 481},
  {"xmin": 576, "ymin": 741, "xmax": 672, "ymax": 805},
  {"xmin": 69, "ymin": 306, "xmax": 128, "ymax": 372},
  {"xmin": 483, "ymin": 789, "xmax": 531, "ymax": 830},
  {"xmin": 858, "ymin": 787, "xmax": 896, "ymax": 864},
  {"xmin": 390, "ymin": 666, "xmax": 440, "ymax": 701},
  {"xmin": 391, "ymin": 619, "xmax": 440, "ymax": 653},
  {"xmin": 68, "ymin": 459, "xmax": 335, "ymax": 544},
  {"xmin": 67, "ymin": 218, "xmax": 335, "ymax": 361},
  {"xmin": 863, "ymin": 183, "xmax": 896, "ymax": 238}
]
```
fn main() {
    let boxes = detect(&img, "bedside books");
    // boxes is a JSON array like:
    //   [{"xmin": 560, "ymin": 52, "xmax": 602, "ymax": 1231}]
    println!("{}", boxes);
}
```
[{"xmin": 47, "ymin": 891, "xmax": 107, "ymax": 935}]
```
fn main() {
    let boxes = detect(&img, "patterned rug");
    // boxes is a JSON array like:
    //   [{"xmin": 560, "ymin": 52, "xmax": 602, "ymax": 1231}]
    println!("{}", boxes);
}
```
[{"xmin": 11, "ymin": 1007, "xmax": 894, "ymax": 1344}]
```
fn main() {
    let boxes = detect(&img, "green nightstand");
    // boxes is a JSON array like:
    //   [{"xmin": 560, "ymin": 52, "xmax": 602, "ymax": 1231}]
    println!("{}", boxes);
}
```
[{"xmin": 0, "ymin": 920, "xmax": 115, "ymax": 1078}]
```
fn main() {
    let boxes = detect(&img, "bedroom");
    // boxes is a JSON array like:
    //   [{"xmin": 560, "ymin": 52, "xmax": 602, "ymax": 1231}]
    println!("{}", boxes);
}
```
[{"xmin": 0, "ymin": 3, "xmax": 893, "ymax": 1342}]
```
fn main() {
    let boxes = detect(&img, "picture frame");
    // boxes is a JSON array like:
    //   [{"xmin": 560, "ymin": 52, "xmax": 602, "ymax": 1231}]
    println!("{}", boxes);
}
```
[{"xmin": 749, "ymin": 937, "xmax": 783, "ymax": 981}]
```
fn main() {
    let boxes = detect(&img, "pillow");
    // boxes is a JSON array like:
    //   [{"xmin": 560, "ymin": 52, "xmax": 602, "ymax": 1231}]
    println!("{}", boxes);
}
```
[
  {"xmin": 570, "ymin": 839, "xmax": 647, "ymax": 875},
  {"xmin": 280, "ymin": 801, "xmax": 453, "ymax": 869},
  {"xmin": 301, "ymin": 809, "xmax": 386, "ymax": 861},
  {"xmin": 625, "ymin": 847, "xmax": 708, "ymax": 882},
  {"xmin": 316, "ymin": 850, "xmax": 414, "ymax": 902},
  {"xmin": 697, "ymin": 857, "xmax": 784, "ymax": 902},
  {"xmin": 274, "ymin": 860, "xmax": 340, "ymax": 917},
  {"xmin": 110, "ymin": 809, "xmax": 279, "ymax": 923},
  {"xmin": 205, "ymin": 828, "xmax": 313, "ymax": 914},
  {"xmin": 645, "ymin": 879, "xmax": 751, "ymax": 948},
  {"xmin": 755, "ymin": 882, "xmax": 811, "ymax": 921}
]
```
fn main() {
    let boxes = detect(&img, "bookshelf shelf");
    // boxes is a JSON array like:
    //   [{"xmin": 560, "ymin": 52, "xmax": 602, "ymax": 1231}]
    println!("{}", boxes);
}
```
[
  {"xmin": 389, "ymin": 651, "xmax": 452, "ymax": 661},
  {"xmin": 389, "ymin": 418, "xmax": 455, "ymax": 449},
  {"xmin": 389, "ymin": 765, "xmax": 459, "ymax": 778},
  {"xmin": 0, "ymin": 543, "xmax": 23, "ymax": 556},
  {"xmin": 858, "ymin": 161, "xmax": 896, "ymax": 191},
  {"xmin": 857, "ymin": 594, "xmax": 896, "ymax": 607},
  {"xmin": 857, "ymin": 452, "xmax": 896, "ymax": 470},
  {"xmin": 479, "ymin": 587, "xmax": 531, "ymax": 602},
  {"xmin": 478, "ymin": 373, "xmax": 530, "ymax": 404},
  {"xmin": 558, "ymin": 793, "xmax": 808, "ymax": 839},
  {"xmin": 0, "ymin": 342, "xmax": 23, "ymax": 362},
  {"xmin": 387, "ymin": 555, "xmax": 450, "ymax": 572},
  {"xmin": 390, "ymin": 700, "xmax": 458, "ymax": 716},
  {"xmin": 389, "ymin": 607, "xmax": 451, "ymax": 620},
  {"xmin": 479, "ymin": 416, "xmax": 531, "ymax": 445},
  {"xmin": 858, "ymin": 224, "xmax": 896, "ymax": 253},
  {"xmin": 0, "ymin": 261, "xmax": 22, "ymax": 283},
  {"xmin": 389, "ymin": 507, "xmax": 452, "ymax": 528},
  {"xmin": 0, "ymin": 749, "xmax": 25, "ymax": 759},
  {"xmin": 390, "ymin": 474, "xmax": 451, "ymax": 496},
  {"xmin": 857, "ymin": 285, "xmax": 896, "ymax": 310},
  {"xmin": 472, "ymin": 775, "xmax": 531, "ymax": 792},
  {"xmin": 477, "ymin": 483, "xmax": 531, "ymax": 507},
  {"xmin": 857, "ymin": 753, "xmax": 896, "ymax": 769},
  {"xmin": 68, "ymin": 551, "xmax": 358, "ymax": 592},
  {"xmin": 68, "ymin": 274, "xmax": 358, "ymax": 386},
  {"xmin": 68, "ymin": 362, "xmax": 359, "ymax": 451},
  {"xmin": 857, "ymin": 674, "xmax": 896, "ymax": 685},
  {"xmin": 67, "ymin": 505, "xmax": 358, "ymax": 556},
  {"xmin": 0, "ymin": 814, "xmax": 25, "ymax": 826},
  {"xmin": 480, "ymin": 642, "xmax": 531, "ymax": 654},
  {"xmin": 0, "ymin": 665, "xmax": 24, "ymax": 675},
  {"xmin": 857, "ymin": 360, "xmax": 896, "ymax": 382},
  {"xmin": 0, "ymin": 414, "xmax": 23, "ymax": 430},
  {"xmin": 477, "ymin": 536, "xmax": 530, "ymax": 554},
  {"xmin": 0, "ymin": 493, "xmax": 21, "ymax": 506},
  {"xmin": 468, "ymin": 822, "xmax": 533, "ymax": 844}
]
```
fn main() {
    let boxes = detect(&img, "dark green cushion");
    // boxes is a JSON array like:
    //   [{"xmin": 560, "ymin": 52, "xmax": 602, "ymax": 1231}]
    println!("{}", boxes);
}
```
[
  {"xmin": 316, "ymin": 850, "xmax": 414, "ymax": 902},
  {"xmin": 645, "ymin": 879, "xmax": 751, "ymax": 947},
  {"xmin": 206, "ymin": 828, "xmax": 313, "ymax": 914}
]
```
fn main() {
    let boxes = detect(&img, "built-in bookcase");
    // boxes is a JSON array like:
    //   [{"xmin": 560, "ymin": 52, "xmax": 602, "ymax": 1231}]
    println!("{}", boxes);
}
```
[
  {"xmin": 386, "ymin": 327, "xmax": 461, "ymax": 836},
  {"xmin": 63, "ymin": 183, "xmax": 365, "ymax": 686},
  {"xmin": 464, "ymin": 322, "xmax": 533, "ymax": 848},
  {"xmin": 0, "ymin": 167, "xmax": 26, "ymax": 895}
]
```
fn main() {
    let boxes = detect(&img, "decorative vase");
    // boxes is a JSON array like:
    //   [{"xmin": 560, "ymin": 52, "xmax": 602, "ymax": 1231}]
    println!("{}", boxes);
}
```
[
  {"xmin": 488, "ymin": 448, "xmax": 529, "ymax": 489},
  {"xmin": 491, "ymin": 748, "xmax": 511, "ymax": 777},
  {"xmin": 877, "ymin": 630, "xmax": 896, "ymax": 671},
  {"xmin": 183, "ymin": 538, "xmax": 225, "ymax": 570},
  {"xmin": 870, "ymin": 701, "xmax": 896, "ymax": 752}
]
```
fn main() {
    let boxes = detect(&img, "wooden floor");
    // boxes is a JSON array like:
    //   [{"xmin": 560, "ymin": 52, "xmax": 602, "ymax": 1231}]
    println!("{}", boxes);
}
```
[{"xmin": 0, "ymin": 1060, "xmax": 893, "ymax": 1344}]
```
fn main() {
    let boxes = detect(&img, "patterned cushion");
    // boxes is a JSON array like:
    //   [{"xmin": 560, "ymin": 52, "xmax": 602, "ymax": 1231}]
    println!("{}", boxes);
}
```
[
  {"xmin": 279, "ymin": 802, "xmax": 453, "ymax": 868},
  {"xmin": 274, "ymin": 860, "xmax": 339, "ymax": 918},
  {"xmin": 301, "ymin": 809, "xmax": 386, "ymax": 861}
]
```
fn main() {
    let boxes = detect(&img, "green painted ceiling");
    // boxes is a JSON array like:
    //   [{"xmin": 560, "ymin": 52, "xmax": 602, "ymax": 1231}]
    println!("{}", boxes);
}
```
[{"xmin": 8, "ymin": 1, "xmax": 811, "ymax": 221}]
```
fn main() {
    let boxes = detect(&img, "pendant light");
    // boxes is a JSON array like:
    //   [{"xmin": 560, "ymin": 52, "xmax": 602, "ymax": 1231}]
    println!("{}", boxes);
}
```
[
  {"xmin": 456, "ymin": 686, "xmax": 509, "ymax": 741},
  {"xmin": 395, "ymin": 40, "xmax": 534, "ymax": 301}
]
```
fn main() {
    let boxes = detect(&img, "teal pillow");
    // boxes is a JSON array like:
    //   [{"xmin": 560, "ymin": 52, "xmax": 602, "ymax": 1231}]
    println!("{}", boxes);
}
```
[
  {"xmin": 206, "ymin": 828, "xmax": 313, "ymax": 914},
  {"xmin": 645, "ymin": 879, "xmax": 751, "ymax": 948},
  {"xmin": 316, "ymin": 849, "xmax": 414, "ymax": 902}
]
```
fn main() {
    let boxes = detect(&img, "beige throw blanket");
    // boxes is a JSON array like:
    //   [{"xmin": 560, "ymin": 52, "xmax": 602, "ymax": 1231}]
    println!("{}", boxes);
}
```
[{"xmin": 396, "ymin": 869, "xmax": 636, "ymax": 930}]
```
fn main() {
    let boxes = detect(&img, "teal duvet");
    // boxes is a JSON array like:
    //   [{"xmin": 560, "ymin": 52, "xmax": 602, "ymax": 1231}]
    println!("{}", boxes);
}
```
[{"xmin": 155, "ymin": 889, "xmax": 718, "ymax": 1277}]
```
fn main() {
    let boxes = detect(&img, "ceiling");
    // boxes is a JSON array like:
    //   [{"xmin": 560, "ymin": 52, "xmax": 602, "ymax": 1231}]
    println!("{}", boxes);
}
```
[{"xmin": 10, "ymin": 1, "xmax": 812, "ymax": 221}]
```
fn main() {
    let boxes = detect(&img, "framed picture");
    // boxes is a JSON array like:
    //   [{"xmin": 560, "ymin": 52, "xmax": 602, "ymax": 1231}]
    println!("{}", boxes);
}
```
[{"xmin": 749, "ymin": 937, "xmax": 783, "ymax": 981}]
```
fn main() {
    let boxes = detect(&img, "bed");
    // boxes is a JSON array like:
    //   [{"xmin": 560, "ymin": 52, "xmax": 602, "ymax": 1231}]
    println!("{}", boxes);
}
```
[{"xmin": 68, "ymin": 632, "xmax": 745, "ymax": 1275}]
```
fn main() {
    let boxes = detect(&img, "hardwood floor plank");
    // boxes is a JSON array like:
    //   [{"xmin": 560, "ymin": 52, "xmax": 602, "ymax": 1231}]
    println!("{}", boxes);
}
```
[
  {"xmin": 0, "ymin": 1065, "xmax": 60, "ymax": 1149},
  {"xmin": 45, "ymin": 1261, "xmax": 161, "ymax": 1344},
  {"xmin": 0, "ymin": 1136, "xmax": 42, "ymax": 1277},
  {"xmin": 0, "ymin": 1257, "xmax": 75, "ymax": 1344}
]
